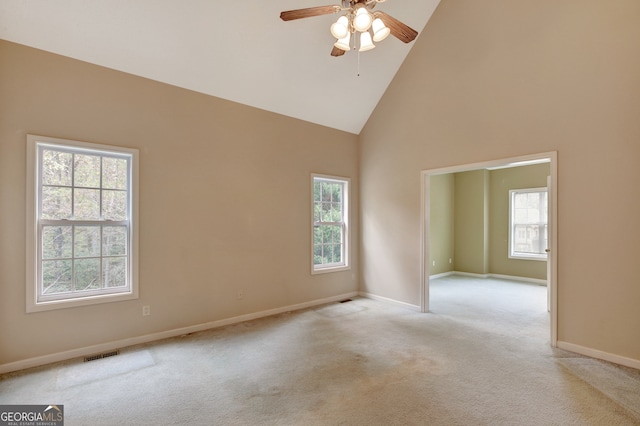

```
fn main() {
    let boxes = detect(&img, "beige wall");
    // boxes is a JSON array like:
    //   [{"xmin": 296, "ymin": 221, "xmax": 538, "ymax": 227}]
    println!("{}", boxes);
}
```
[
  {"xmin": 360, "ymin": 0, "xmax": 640, "ymax": 361},
  {"xmin": 454, "ymin": 170, "xmax": 489, "ymax": 275},
  {"xmin": 489, "ymin": 163, "xmax": 550, "ymax": 279},
  {"xmin": 429, "ymin": 174, "xmax": 454, "ymax": 275},
  {"xmin": 0, "ymin": 40, "xmax": 359, "ymax": 365}
]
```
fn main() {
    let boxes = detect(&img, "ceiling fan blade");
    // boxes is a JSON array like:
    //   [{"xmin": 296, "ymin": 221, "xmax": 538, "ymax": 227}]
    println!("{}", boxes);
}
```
[
  {"xmin": 375, "ymin": 11, "xmax": 418, "ymax": 43},
  {"xmin": 280, "ymin": 5, "xmax": 341, "ymax": 21},
  {"xmin": 331, "ymin": 46, "xmax": 346, "ymax": 57}
]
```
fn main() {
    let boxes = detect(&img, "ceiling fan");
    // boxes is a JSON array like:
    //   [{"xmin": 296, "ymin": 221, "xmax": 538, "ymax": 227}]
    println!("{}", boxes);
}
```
[{"xmin": 280, "ymin": 0, "xmax": 418, "ymax": 57}]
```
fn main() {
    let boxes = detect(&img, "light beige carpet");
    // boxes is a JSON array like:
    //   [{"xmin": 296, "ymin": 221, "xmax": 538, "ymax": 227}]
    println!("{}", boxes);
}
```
[
  {"xmin": 1, "ymin": 276, "xmax": 639, "ymax": 425},
  {"xmin": 558, "ymin": 357, "xmax": 640, "ymax": 421}
]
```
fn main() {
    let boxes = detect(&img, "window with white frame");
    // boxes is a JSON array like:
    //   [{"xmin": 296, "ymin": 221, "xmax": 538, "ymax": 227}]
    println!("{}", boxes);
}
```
[
  {"xmin": 26, "ymin": 135, "xmax": 138, "ymax": 312},
  {"xmin": 312, "ymin": 175, "xmax": 349, "ymax": 273},
  {"xmin": 509, "ymin": 187, "xmax": 548, "ymax": 260}
]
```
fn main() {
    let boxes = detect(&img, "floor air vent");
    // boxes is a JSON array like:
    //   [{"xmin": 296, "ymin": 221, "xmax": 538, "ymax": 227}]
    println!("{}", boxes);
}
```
[
  {"xmin": 84, "ymin": 350, "xmax": 119, "ymax": 362},
  {"xmin": 339, "ymin": 299, "xmax": 353, "ymax": 303}
]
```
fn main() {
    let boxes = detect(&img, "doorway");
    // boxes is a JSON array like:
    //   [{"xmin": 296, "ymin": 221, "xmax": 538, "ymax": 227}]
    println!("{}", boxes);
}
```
[{"xmin": 420, "ymin": 152, "xmax": 558, "ymax": 346}]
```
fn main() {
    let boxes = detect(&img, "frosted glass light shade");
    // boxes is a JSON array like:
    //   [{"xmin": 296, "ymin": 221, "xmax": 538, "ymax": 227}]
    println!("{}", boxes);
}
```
[
  {"xmin": 334, "ymin": 33, "xmax": 351, "ymax": 51},
  {"xmin": 359, "ymin": 31, "xmax": 375, "ymax": 52},
  {"xmin": 353, "ymin": 7, "xmax": 372, "ymax": 32},
  {"xmin": 330, "ymin": 16, "xmax": 349, "ymax": 39},
  {"xmin": 371, "ymin": 18, "xmax": 390, "ymax": 42}
]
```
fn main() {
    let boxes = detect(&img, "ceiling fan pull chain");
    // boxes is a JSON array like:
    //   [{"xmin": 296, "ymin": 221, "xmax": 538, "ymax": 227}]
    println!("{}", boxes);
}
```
[{"xmin": 356, "ymin": 33, "xmax": 361, "ymax": 77}]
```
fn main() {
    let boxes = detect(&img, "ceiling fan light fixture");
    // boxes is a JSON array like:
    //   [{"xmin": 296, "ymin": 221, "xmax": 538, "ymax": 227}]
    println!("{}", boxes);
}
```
[
  {"xmin": 353, "ymin": 6, "xmax": 373, "ymax": 32},
  {"xmin": 334, "ymin": 33, "xmax": 352, "ymax": 51},
  {"xmin": 371, "ymin": 18, "xmax": 390, "ymax": 42},
  {"xmin": 279, "ymin": 2, "xmax": 419, "ymax": 58},
  {"xmin": 359, "ymin": 31, "xmax": 375, "ymax": 52},
  {"xmin": 330, "ymin": 15, "xmax": 349, "ymax": 39}
]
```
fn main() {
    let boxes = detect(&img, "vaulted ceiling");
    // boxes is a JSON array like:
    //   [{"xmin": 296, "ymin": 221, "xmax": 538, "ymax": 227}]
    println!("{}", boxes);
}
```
[{"xmin": 0, "ymin": 0, "xmax": 440, "ymax": 134}]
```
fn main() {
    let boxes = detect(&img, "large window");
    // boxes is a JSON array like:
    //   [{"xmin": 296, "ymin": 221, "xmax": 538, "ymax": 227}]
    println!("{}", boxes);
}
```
[
  {"xmin": 26, "ymin": 135, "xmax": 138, "ymax": 312},
  {"xmin": 312, "ymin": 175, "xmax": 350, "ymax": 274},
  {"xmin": 509, "ymin": 187, "xmax": 548, "ymax": 260}
]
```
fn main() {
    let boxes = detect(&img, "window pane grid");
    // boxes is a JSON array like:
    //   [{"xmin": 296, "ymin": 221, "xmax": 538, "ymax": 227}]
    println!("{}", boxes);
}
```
[
  {"xmin": 37, "ymin": 144, "xmax": 131, "ymax": 302},
  {"xmin": 39, "ymin": 223, "xmax": 129, "ymax": 297},
  {"xmin": 312, "ymin": 176, "xmax": 348, "ymax": 271},
  {"xmin": 510, "ymin": 189, "xmax": 548, "ymax": 259},
  {"xmin": 313, "ymin": 224, "xmax": 344, "ymax": 266}
]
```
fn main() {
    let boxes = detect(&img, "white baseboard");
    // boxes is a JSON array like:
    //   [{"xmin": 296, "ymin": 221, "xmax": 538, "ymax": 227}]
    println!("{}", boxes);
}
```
[
  {"xmin": 488, "ymin": 273, "xmax": 547, "ymax": 286},
  {"xmin": 428, "ymin": 271, "xmax": 455, "ymax": 280},
  {"xmin": 430, "ymin": 271, "xmax": 546, "ymax": 286},
  {"xmin": 359, "ymin": 291, "xmax": 421, "ymax": 311},
  {"xmin": 450, "ymin": 271, "xmax": 490, "ymax": 279},
  {"xmin": 557, "ymin": 341, "xmax": 640, "ymax": 370},
  {"xmin": 0, "ymin": 291, "xmax": 358, "ymax": 375}
]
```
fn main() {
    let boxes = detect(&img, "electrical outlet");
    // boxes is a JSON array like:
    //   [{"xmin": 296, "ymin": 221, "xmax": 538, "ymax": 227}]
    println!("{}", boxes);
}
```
[
  {"xmin": 142, "ymin": 305, "xmax": 150, "ymax": 316},
  {"xmin": 237, "ymin": 290, "xmax": 244, "ymax": 300},
  {"xmin": 449, "ymin": 258, "xmax": 452, "ymax": 264},
  {"xmin": 432, "ymin": 260, "xmax": 436, "ymax": 267}
]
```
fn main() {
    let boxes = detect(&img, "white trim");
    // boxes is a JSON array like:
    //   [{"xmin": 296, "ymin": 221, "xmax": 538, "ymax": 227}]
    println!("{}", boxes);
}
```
[
  {"xmin": 311, "ymin": 173, "xmax": 351, "ymax": 275},
  {"xmin": 428, "ymin": 272, "xmax": 547, "ymax": 286},
  {"xmin": 549, "ymin": 153, "xmax": 558, "ymax": 347},
  {"xmin": 0, "ymin": 291, "xmax": 358, "ymax": 374},
  {"xmin": 509, "ymin": 254, "xmax": 548, "ymax": 262},
  {"xmin": 451, "ymin": 271, "xmax": 490, "ymax": 279},
  {"xmin": 420, "ymin": 152, "xmax": 552, "ymax": 176},
  {"xmin": 421, "ymin": 151, "xmax": 558, "ymax": 346},
  {"xmin": 508, "ymin": 187, "xmax": 548, "ymax": 261},
  {"xmin": 486, "ymin": 273, "xmax": 547, "ymax": 286},
  {"xmin": 420, "ymin": 165, "xmax": 428, "ymax": 312},
  {"xmin": 26, "ymin": 138, "xmax": 37, "ymax": 312},
  {"xmin": 359, "ymin": 292, "xmax": 421, "ymax": 311},
  {"xmin": 428, "ymin": 271, "xmax": 455, "ymax": 280},
  {"xmin": 557, "ymin": 341, "xmax": 640, "ymax": 371},
  {"xmin": 486, "ymin": 158, "xmax": 551, "ymax": 170},
  {"xmin": 26, "ymin": 134, "xmax": 139, "ymax": 313}
]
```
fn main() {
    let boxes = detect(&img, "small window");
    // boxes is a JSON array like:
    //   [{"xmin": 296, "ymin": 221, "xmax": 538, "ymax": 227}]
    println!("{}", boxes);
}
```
[
  {"xmin": 312, "ymin": 174, "xmax": 350, "ymax": 274},
  {"xmin": 509, "ymin": 187, "xmax": 548, "ymax": 260},
  {"xmin": 26, "ymin": 135, "xmax": 139, "ymax": 312}
]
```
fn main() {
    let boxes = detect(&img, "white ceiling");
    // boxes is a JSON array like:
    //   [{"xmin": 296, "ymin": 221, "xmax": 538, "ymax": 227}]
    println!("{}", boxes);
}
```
[{"xmin": 0, "ymin": 0, "xmax": 440, "ymax": 134}]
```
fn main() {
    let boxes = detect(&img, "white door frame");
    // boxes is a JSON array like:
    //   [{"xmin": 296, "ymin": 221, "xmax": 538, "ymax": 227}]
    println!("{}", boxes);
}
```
[{"xmin": 420, "ymin": 151, "xmax": 558, "ymax": 347}]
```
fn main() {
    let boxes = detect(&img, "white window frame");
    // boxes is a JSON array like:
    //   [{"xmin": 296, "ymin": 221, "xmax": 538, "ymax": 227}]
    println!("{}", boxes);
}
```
[
  {"xmin": 26, "ymin": 135, "xmax": 139, "ymax": 312},
  {"xmin": 311, "ymin": 174, "xmax": 350, "ymax": 274},
  {"xmin": 508, "ymin": 187, "xmax": 548, "ymax": 261}
]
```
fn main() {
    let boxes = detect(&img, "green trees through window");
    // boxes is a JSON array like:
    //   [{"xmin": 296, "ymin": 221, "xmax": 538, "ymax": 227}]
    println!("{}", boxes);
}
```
[
  {"xmin": 34, "ymin": 140, "xmax": 133, "ymax": 303},
  {"xmin": 312, "ymin": 175, "xmax": 349, "ymax": 272},
  {"xmin": 40, "ymin": 148, "xmax": 129, "ymax": 296}
]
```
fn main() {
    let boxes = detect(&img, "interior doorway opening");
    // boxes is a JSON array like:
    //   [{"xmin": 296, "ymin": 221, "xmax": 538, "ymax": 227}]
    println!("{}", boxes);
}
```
[{"xmin": 420, "ymin": 152, "xmax": 558, "ymax": 346}]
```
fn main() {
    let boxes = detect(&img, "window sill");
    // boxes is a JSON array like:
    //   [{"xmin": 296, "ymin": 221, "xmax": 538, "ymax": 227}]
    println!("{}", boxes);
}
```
[
  {"xmin": 508, "ymin": 255, "xmax": 547, "ymax": 262},
  {"xmin": 27, "ymin": 291, "xmax": 138, "ymax": 313},
  {"xmin": 312, "ymin": 265, "xmax": 351, "ymax": 275}
]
